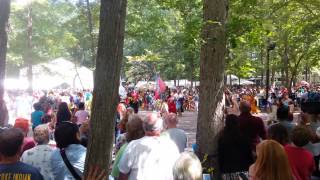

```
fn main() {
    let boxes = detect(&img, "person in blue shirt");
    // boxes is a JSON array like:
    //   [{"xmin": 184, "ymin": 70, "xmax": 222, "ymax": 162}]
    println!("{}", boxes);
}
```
[
  {"xmin": 50, "ymin": 121, "xmax": 86, "ymax": 180},
  {"xmin": 31, "ymin": 103, "xmax": 44, "ymax": 130},
  {"xmin": 0, "ymin": 128, "xmax": 44, "ymax": 180}
]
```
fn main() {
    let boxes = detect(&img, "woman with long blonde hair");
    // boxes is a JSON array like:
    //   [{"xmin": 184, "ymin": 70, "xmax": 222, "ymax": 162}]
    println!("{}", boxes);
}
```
[{"xmin": 249, "ymin": 140, "xmax": 294, "ymax": 180}]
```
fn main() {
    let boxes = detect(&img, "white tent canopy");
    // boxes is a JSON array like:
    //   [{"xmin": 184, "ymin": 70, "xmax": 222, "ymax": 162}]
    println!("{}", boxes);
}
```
[
  {"xmin": 19, "ymin": 58, "xmax": 94, "ymax": 90},
  {"xmin": 232, "ymin": 79, "xmax": 255, "ymax": 85}
]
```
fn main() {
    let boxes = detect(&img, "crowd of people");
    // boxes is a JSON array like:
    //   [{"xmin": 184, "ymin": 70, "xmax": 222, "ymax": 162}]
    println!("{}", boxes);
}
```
[{"xmin": 1, "ymin": 82, "xmax": 320, "ymax": 180}]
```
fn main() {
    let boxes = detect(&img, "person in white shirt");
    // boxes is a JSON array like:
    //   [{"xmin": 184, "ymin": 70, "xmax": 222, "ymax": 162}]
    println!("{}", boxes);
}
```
[
  {"xmin": 118, "ymin": 113, "xmax": 180, "ymax": 180},
  {"xmin": 74, "ymin": 102, "xmax": 89, "ymax": 126},
  {"xmin": 21, "ymin": 124, "xmax": 55, "ymax": 180},
  {"xmin": 162, "ymin": 113, "xmax": 187, "ymax": 153}
]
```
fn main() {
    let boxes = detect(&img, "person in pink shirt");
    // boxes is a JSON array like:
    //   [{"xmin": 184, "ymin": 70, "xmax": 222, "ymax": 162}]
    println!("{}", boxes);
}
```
[
  {"xmin": 285, "ymin": 126, "xmax": 315, "ymax": 180},
  {"xmin": 74, "ymin": 102, "xmax": 89, "ymax": 126}
]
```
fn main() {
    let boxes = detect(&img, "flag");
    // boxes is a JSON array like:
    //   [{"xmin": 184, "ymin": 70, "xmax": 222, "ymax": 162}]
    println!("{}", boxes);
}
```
[{"xmin": 155, "ymin": 75, "xmax": 166, "ymax": 99}]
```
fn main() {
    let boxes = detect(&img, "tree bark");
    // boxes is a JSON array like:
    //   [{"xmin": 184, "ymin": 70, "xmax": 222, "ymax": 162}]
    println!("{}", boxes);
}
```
[
  {"xmin": 84, "ymin": 0, "xmax": 127, "ymax": 175},
  {"xmin": 0, "ymin": 0, "xmax": 10, "ymax": 127},
  {"xmin": 85, "ymin": 0, "xmax": 96, "ymax": 67},
  {"xmin": 196, "ymin": 0, "xmax": 228, "ymax": 178}
]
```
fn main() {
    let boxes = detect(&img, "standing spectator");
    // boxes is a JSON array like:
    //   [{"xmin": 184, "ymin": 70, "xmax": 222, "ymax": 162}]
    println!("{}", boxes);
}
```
[
  {"xmin": 21, "ymin": 124, "xmax": 54, "ymax": 180},
  {"xmin": 268, "ymin": 123, "xmax": 289, "ymax": 145},
  {"xmin": 74, "ymin": 102, "xmax": 89, "ymax": 126},
  {"xmin": 56, "ymin": 102, "xmax": 71, "ymax": 124},
  {"xmin": 276, "ymin": 105, "xmax": 296, "ymax": 136},
  {"xmin": 249, "ymin": 140, "xmax": 293, "ymax": 180},
  {"xmin": 285, "ymin": 126, "xmax": 315, "ymax": 180},
  {"xmin": 162, "ymin": 113, "xmax": 187, "ymax": 153},
  {"xmin": 118, "ymin": 113, "xmax": 180, "ymax": 180},
  {"xmin": 0, "ymin": 128, "xmax": 43, "ymax": 180},
  {"xmin": 218, "ymin": 114, "xmax": 254, "ymax": 178},
  {"xmin": 238, "ymin": 101, "xmax": 266, "ymax": 150},
  {"xmin": 51, "ymin": 121, "xmax": 86, "ymax": 179},
  {"xmin": 111, "ymin": 114, "xmax": 145, "ymax": 179},
  {"xmin": 168, "ymin": 96, "xmax": 177, "ymax": 114},
  {"xmin": 14, "ymin": 118, "xmax": 35, "ymax": 153},
  {"xmin": 173, "ymin": 152, "xmax": 202, "ymax": 180},
  {"xmin": 31, "ymin": 102, "xmax": 44, "ymax": 130}
]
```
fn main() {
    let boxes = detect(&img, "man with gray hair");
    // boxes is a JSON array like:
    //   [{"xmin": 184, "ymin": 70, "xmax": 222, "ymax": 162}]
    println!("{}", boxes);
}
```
[
  {"xmin": 21, "ymin": 124, "xmax": 54, "ymax": 180},
  {"xmin": 162, "ymin": 113, "xmax": 187, "ymax": 153},
  {"xmin": 119, "ymin": 113, "xmax": 180, "ymax": 180}
]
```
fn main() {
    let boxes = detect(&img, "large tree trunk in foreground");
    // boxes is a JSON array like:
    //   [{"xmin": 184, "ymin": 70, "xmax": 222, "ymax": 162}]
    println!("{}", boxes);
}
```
[
  {"xmin": 84, "ymin": 0, "xmax": 127, "ymax": 175},
  {"xmin": 0, "ymin": 0, "xmax": 10, "ymax": 126},
  {"xmin": 196, "ymin": 0, "xmax": 228, "ymax": 179}
]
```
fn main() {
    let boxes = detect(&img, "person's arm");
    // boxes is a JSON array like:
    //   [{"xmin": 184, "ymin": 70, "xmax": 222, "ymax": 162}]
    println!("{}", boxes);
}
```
[
  {"xmin": 258, "ymin": 118, "xmax": 267, "ymax": 140},
  {"xmin": 118, "ymin": 172, "xmax": 129, "ymax": 180}
]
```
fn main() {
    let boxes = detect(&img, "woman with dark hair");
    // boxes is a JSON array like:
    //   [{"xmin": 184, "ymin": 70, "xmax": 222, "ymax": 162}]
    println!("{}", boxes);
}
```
[
  {"xmin": 218, "ymin": 114, "xmax": 254, "ymax": 179},
  {"xmin": 268, "ymin": 123, "xmax": 290, "ymax": 145},
  {"xmin": 56, "ymin": 102, "xmax": 71, "ymax": 124},
  {"xmin": 50, "ymin": 121, "xmax": 86, "ymax": 179}
]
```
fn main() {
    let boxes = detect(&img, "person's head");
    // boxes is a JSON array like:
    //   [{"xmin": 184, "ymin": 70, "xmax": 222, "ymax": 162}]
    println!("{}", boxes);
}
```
[
  {"xmin": 277, "ymin": 105, "xmax": 289, "ymax": 121},
  {"xmin": 239, "ymin": 101, "xmax": 251, "ymax": 114},
  {"xmin": 78, "ymin": 102, "xmax": 85, "ymax": 110},
  {"xmin": 164, "ymin": 113, "xmax": 178, "ymax": 129},
  {"xmin": 254, "ymin": 140, "xmax": 292, "ymax": 180},
  {"xmin": 13, "ymin": 118, "xmax": 29, "ymax": 136},
  {"xmin": 173, "ymin": 152, "xmax": 202, "ymax": 180},
  {"xmin": 0, "ymin": 128, "xmax": 24, "ymax": 160},
  {"xmin": 54, "ymin": 121, "xmax": 80, "ymax": 149},
  {"xmin": 291, "ymin": 126, "xmax": 310, "ymax": 147},
  {"xmin": 268, "ymin": 123, "xmax": 289, "ymax": 145},
  {"xmin": 33, "ymin": 102, "xmax": 42, "ymax": 111},
  {"xmin": 143, "ymin": 113, "xmax": 163, "ymax": 136},
  {"xmin": 126, "ymin": 114, "xmax": 144, "ymax": 142},
  {"xmin": 33, "ymin": 124, "xmax": 49, "ymax": 145},
  {"xmin": 57, "ymin": 102, "xmax": 71, "ymax": 123}
]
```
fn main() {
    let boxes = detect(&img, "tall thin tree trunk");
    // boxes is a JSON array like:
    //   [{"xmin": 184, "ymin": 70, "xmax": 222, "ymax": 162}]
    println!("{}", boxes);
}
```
[
  {"xmin": 260, "ymin": 46, "xmax": 264, "ymax": 86},
  {"xmin": 84, "ymin": 0, "xmax": 127, "ymax": 175},
  {"xmin": 0, "ymin": 0, "xmax": 10, "ymax": 127},
  {"xmin": 196, "ymin": 0, "xmax": 229, "ymax": 178},
  {"xmin": 26, "ymin": 4, "xmax": 33, "ymax": 93},
  {"xmin": 85, "ymin": 0, "xmax": 96, "ymax": 67}
]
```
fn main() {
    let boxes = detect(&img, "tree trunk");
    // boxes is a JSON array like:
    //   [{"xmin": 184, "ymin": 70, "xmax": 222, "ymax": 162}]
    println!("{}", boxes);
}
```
[
  {"xmin": 196, "ymin": 0, "xmax": 228, "ymax": 178},
  {"xmin": 0, "ymin": 0, "xmax": 10, "ymax": 127},
  {"xmin": 260, "ymin": 46, "xmax": 264, "ymax": 86},
  {"xmin": 84, "ymin": 0, "xmax": 127, "ymax": 175},
  {"xmin": 26, "ymin": 4, "xmax": 33, "ymax": 94},
  {"xmin": 85, "ymin": 0, "xmax": 96, "ymax": 67}
]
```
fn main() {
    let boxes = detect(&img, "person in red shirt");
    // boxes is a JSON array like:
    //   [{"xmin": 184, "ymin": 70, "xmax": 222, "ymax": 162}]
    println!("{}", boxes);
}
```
[
  {"xmin": 167, "ymin": 96, "xmax": 177, "ymax": 114},
  {"xmin": 238, "ymin": 101, "xmax": 266, "ymax": 150},
  {"xmin": 285, "ymin": 126, "xmax": 315, "ymax": 180}
]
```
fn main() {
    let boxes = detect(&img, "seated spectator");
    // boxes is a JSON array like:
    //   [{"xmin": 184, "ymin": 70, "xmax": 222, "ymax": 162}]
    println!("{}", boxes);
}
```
[
  {"xmin": 173, "ymin": 152, "xmax": 202, "ymax": 180},
  {"xmin": 51, "ymin": 121, "xmax": 86, "ymax": 179},
  {"xmin": 21, "ymin": 124, "xmax": 54, "ymax": 180},
  {"xmin": 276, "ymin": 105, "xmax": 296, "ymax": 136},
  {"xmin": 111, "ymin": 114, "xmax": 144, "ymax": 179},
  {"xmin": 31, "ymin": 102, "xmax": 44, "ymax": 130},
  {"xmin": 218, "ymin": 114, "xmax": 254, "ymax": 178},
  {"xmin": 268, "ymin": 123, "xmax": 289, "ymax": 145},
  {"xmin": 118, "ymin": 113, "xmax": 180, "ymax": 180},
  {"xmin": 14, "ymin": 118, "xmax": 35, "ymax": 153},
  {"xmin": 285, "ymin": 126, "xmax": 315, "ymax": 180},
  {"xmin": 74, "ymin": 102, "xmax": 89, "ymax": 126},
  {"xmin": 238, "ymin": 101, "xmax": 266, "ymax": 150},
  {"xmin": 0, "ymin": 128, "xmax": 43, "ymax": 179},
  {"xmin": 162, "ymin": 113, "xmax": 187, "ymax": 153},
  {"xmin": 249, "ymin": 140, "xmax": 293, "ymax": 180}
]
